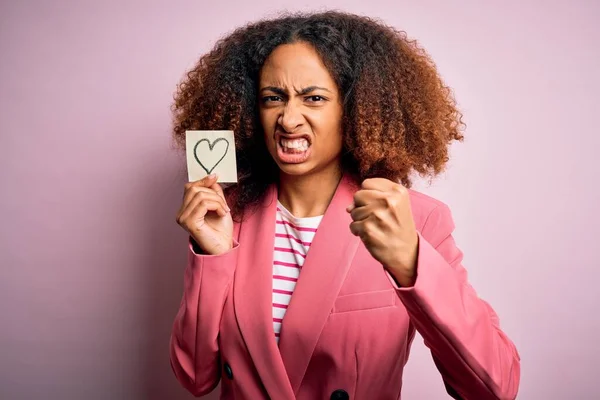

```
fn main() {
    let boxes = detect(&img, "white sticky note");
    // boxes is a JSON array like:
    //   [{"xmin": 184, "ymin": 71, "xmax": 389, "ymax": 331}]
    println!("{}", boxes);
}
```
[{"xmin": 185, "ymin": 130, "xmax": 238, "ymax": 183}]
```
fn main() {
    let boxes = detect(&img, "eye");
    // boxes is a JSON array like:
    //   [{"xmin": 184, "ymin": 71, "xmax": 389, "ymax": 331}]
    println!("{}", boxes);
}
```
[
  {"xmin": 305, "ymin": 95, "xmax": 326, "ymax": 103},
  {"xmin": 262, "ymin": 95, "xmax": 283, "ymax": 104}
]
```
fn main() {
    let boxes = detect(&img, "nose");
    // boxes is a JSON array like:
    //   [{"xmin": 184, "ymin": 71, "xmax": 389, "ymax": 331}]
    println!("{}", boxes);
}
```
[{"xmin": 278, "ymin": 102, "xmax": 304, "ymax": 133}]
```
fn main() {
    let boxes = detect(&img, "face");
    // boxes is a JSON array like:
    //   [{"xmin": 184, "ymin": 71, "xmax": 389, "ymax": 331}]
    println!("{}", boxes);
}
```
[{"xmin": 258, "ymin": 42, "xmax": 344, "ymax": 179}]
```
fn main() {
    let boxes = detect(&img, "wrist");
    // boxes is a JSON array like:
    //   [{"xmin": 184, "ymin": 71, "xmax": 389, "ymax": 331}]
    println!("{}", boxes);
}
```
[
  {"xmin": 387, "ymin": 264, "xmax": 416, "ymax": 287},
  {"xmin": 189, "ymin": 236, "xmax": 233, "ymax": 255},
  {"xmin": 386, "ymin": 236, "xmax": 419, "ymax": 287},
  {"xmin": 190, "ymin": 237, "xmax": 205, "ymax": 255}
]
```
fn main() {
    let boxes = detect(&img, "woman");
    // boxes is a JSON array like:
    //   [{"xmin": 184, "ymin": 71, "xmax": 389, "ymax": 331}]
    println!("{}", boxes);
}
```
[{"xmin": 169, "ymin": 11, "xmax": 520, "ymax": 400}]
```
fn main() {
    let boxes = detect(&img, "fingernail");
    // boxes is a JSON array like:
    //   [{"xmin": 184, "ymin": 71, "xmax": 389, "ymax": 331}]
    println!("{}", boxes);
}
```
[{"xmin": 208, "ymin": 173, "xmax": 216, "ymax": 179}]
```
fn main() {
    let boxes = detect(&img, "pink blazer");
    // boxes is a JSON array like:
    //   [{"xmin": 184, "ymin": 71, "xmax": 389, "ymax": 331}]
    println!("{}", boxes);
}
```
[{"xmin": 169, "ymin": 176, "xmax": 520, "ymax": 399}]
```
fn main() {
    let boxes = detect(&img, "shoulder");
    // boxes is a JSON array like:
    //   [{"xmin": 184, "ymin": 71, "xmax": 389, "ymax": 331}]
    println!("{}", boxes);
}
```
[
  {"xmin": 407, "ymin": 188, "xmax": 450, "ymax": 221},
  {"xmin": 407, "ymin": 188, "xmax": 447, "ymax": 209},
  {"xmin": 407, "ymin": 188, "xmax": 455, "ymax": 244}
]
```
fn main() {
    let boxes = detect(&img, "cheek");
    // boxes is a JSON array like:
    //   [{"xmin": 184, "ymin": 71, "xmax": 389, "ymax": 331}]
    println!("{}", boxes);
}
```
[
  {"xmin": 320, "ymin": 108, "xmax": 344, "ymax": 149},
  {"xmin": 258, "ymin": 109, "xmax": 268, "ymax": 130},
  {"xmin": 259, "ymin": 110, "xmax": 276, "ymax": 143},
  {"xmin": 312, "ymin": 105, "xmax": 342, "ymax": 131}
]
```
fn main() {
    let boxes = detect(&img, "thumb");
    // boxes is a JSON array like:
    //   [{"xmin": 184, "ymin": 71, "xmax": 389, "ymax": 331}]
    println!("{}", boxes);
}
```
[
  {"xmin": 209, "ymin": 178, "xmax": 226, "ymax": 201},
  {"xmin": 201, "ymin": 173, "xmax": 218, "ymax": 186}
]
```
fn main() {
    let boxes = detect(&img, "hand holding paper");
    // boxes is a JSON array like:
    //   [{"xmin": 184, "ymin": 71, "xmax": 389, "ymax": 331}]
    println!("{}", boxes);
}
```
[{"xmin": 176, "ymin": 174, "xmax": 234, "ymax": 255}]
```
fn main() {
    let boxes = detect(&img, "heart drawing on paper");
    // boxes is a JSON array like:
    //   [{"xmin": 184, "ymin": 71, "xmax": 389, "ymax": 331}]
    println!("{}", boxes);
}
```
[{"xmin": 193, "ymin": 138, "xmax": 230, "ymax": 175}]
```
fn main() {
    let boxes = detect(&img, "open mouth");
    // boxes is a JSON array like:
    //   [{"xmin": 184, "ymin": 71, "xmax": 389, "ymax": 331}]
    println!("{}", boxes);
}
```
[
  {"xmin": 279, "ymin": 137, "xmax": 310, "ymax": 153},
  {"xmin": 276, "ymin": 136, "xmax": 312, "ymax": 164}
]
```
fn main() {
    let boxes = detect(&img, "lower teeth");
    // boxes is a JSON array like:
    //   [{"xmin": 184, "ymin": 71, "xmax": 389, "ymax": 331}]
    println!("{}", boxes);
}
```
[{"xmin": 283, "ymin": 146, "xmax": 307, "ymax": 153}]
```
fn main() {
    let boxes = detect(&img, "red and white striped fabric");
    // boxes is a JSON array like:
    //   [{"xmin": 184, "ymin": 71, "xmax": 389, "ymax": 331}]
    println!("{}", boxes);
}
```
[{"xmin": 272, "ymin": 201, "xmax": 323, "ymax": 344}]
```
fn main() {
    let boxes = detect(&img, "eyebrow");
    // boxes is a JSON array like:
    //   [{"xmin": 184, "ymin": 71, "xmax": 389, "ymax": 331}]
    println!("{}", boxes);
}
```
[{"xmin": 259, "ymin": 86, "xmax": 332, "ymax": 96}]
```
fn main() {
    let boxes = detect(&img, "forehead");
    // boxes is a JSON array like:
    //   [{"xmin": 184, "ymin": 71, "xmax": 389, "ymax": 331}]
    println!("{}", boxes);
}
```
[{"xmin": 259, "ymin": 42, "xmax": 336, "ymax": 88}]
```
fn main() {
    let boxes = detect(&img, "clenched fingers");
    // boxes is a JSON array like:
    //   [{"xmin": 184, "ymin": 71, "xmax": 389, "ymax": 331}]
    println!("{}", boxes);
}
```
[
  {"xmin": 188, "ymin": 199, "xmax": 228, "ymax": 225},
  {"xmin": 177, "ymin": 191, "xmax": 229, "ymax": 224}
]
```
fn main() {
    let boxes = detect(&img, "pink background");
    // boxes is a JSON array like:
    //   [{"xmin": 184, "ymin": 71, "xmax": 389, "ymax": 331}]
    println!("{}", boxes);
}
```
[{"xmin": 1, "ymin": 1, "xmax": 598, "ymax": 399}]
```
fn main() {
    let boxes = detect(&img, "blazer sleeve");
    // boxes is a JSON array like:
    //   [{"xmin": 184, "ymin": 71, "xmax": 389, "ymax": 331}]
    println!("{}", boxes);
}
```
[
  {"xmin": 169, "ymin": 239, "xmax": 239, "ymax": 397},
  {"xmin": 391, "ymin": 204, "xmax": 521, "ymax": 400}
]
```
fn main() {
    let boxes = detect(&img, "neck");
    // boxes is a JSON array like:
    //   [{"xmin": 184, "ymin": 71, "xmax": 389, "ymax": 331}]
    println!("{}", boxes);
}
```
[{"xmin": 277, "ymin": 164, "xmax": 343, "ymax": 218}]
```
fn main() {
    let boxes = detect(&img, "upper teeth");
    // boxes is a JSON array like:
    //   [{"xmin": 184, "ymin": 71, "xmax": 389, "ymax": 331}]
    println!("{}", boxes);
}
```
[{"xmin": 280, "ymin": 138, "xmax": 309, "ymax": 150}]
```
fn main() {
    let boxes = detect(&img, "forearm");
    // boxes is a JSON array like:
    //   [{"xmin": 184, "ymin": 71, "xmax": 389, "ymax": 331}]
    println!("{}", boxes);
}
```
[
  {"xmin": 170, "ymin": 240, "xmax": 239, "ymax": 396},
  {"xmin": 393, "ymin": 233, "xmax": 520, "ymax": 399}
]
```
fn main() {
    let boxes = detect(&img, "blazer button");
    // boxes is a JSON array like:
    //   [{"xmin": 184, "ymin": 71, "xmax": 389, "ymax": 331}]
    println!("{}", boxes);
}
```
[
  {"xmin": 223, "ymin": 362, "xmax": 233, "ymax": 380},
  {"xmin": 331, "ymin": 389, "xmax": 349, "ymax": 400}
]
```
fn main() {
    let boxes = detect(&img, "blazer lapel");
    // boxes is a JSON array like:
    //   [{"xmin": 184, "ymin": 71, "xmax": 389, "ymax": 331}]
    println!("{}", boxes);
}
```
[
  {"xmin": 233, "ymin": 186, "xmax": 296, "ymax": 399},
  {"xmin": 277, "ymin": 174, "xmax": 361, "ymax": 395}
]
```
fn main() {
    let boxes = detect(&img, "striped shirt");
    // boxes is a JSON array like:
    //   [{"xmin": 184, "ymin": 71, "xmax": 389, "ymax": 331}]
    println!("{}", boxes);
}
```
[{"xmin": 272, "ymin": 201, "xmax": 323, "ymax": 343}]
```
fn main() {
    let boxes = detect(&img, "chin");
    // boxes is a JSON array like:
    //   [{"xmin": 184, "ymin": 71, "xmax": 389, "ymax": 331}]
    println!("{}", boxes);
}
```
[{"xmin": 276, "ymin": 162, "xmax": 315, "ymax": 177}]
